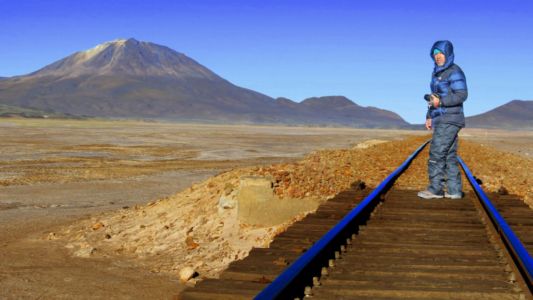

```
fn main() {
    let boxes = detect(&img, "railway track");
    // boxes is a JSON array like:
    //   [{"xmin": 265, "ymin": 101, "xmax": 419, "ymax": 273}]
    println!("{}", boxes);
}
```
[{"xmin": 181, "ymin": 141, "xmax": 533, "ymax": 300}]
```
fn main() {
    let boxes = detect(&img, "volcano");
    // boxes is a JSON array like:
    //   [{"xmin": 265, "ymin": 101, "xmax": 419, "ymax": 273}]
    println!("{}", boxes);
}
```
[{"xmin": 0, "ymin": 38, "xmax": 409, "ymax": 127}]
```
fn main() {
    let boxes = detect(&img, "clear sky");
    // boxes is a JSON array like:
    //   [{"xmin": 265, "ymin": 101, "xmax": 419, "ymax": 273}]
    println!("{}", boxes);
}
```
[{"xmin": 1, "ymin": 0, "xmax": 532, "ymax": 123}]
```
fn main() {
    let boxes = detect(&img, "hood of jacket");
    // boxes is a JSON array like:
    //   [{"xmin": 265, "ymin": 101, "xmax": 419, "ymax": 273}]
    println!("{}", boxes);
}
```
[{"xmin": 430, "ymin": 40, "xmax": 455, "ymax": 73}]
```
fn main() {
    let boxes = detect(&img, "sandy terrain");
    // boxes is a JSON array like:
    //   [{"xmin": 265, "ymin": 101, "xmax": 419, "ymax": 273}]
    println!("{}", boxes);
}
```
[
  {"xmin": 460, "ymin": 128, "xmax": 533, "ymax": 158},
  {"xmin": 0, "ymin": 118, "xmax": 423, "ymax": 299},
  {"xmin": 0, "ymin": 119, "xmax": 530, "ymax": 299}
]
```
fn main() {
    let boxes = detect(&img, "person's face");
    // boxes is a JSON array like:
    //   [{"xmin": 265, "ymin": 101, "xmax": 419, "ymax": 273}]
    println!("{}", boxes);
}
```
[{"xmin": 434, "ymin": 52, "xmax": 446, "ymax": 66}]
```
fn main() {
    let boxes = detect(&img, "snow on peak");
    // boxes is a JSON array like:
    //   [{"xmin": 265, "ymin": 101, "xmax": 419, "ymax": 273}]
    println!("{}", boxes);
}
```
[{"xmin": 80, "ymin": 38, "xmax": 134, "ymax": 60}]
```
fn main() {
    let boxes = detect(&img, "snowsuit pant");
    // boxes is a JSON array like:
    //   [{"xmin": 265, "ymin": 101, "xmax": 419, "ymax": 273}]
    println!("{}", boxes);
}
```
[{"xmin": 427, "ymin": 123, "xmax": 462, "ymax": 195}]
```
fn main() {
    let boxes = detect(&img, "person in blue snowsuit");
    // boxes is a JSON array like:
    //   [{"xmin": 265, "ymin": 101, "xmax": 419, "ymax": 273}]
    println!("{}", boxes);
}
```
[{"xmin": 418, "ymin": 40, "xmax": 467, "ymax": 199}]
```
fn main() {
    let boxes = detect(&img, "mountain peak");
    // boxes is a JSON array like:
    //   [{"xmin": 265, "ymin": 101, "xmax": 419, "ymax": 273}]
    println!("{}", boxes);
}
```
[
  {"xmin": 78, "ymin": 38, "xmax": 139, "ymax": 61},
  {"xmin": 29, "ymin": 38, "xmax": 220, "ymax": 80},
  {"xmin": 102, "ymin": 37, "xmax": 139, "ymax": 47}
]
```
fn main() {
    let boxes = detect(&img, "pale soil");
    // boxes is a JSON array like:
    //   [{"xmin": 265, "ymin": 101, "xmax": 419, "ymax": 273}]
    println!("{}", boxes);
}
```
[
  {"xmin": 1, "ymin": 119, "xmax": 530, "ymax": 299},
  {"xmin": 460, "ymin": 128, "xmax": 533, "ymax": 158},
  {"xmin": 0, "ymin": 118, "xmax": 422, "ymax": 299}
]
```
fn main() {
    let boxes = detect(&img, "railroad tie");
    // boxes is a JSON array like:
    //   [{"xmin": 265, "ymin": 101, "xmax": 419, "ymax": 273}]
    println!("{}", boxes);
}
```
[{"xmin": 311, "ymin": 189, "xmax": 527, "ymax": 300}]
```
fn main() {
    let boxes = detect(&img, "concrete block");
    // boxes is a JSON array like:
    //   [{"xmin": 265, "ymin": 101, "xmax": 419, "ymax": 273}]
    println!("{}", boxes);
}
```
[{"xmin": 237, "ymin": 176, "xmax": 320, "ymax": 227}]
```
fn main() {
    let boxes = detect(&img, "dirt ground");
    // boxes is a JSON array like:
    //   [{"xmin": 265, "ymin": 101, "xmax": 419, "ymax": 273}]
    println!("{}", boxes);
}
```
[
  {"xmin": 460, "ymin": 128, "xmax": 533, "ymax": 158},
  {"xmin": 0, "ymin": 119, "xmax": 531, "ymax": 299},
  {"xmin": 0, "ymin": 118, "xmax": 424, "ymax": 299}
]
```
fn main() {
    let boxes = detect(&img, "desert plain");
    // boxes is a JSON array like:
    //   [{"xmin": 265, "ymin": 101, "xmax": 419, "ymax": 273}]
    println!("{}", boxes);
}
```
[{"xmin": 0, "ymin": 118, "xmax": 531, "ymax": 299}]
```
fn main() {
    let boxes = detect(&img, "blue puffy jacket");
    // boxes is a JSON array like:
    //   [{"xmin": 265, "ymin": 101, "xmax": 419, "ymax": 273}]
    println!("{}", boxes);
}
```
[{"xmin": 427, "ymin": 40, "xmax": 468, "ymax": 127}]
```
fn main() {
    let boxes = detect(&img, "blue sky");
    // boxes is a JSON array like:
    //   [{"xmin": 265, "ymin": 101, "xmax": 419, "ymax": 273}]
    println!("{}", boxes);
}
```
[{"xmin": 1, "ymin": 0, "xmax": 532, "ymax": 123}]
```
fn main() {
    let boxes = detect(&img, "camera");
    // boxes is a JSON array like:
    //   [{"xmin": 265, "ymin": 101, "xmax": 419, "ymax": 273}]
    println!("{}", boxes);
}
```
[{"xmin": 424, "ymin": 93, "xmax": 440, "ymax": 108}]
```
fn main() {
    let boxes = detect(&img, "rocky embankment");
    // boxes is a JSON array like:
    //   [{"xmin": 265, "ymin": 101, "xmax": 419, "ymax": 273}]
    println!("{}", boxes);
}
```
[{"xmin": 54, "ymin": 135, "xmax": 532, "ymax": 283}]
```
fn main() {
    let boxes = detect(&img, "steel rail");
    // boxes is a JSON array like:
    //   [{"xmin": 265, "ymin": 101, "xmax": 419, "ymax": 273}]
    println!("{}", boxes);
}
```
[
  {"xmin": 255, "ymin": 140, "xmax": 430, "ymax": 300},
  {"xmin": 458, "ymin": 156, "xmax": 533, "ymax": 293}
]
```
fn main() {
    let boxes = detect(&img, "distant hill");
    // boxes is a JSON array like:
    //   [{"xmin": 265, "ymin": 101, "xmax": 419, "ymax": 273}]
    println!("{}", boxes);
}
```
[
  {"xmin": 0, "ymin": 38, "xmax": 408, "ymax": 128},
  {"xmin": 280, "ymin": 96, "xmax": 408, "ymax": 128},
  {"xmin": 466, "ymin": 100, "xmax": 533, "ymax": 129}
]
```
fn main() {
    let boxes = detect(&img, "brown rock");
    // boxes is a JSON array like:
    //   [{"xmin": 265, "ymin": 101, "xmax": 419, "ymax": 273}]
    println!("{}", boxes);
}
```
[
  {"xmin": 224, "ymin": 182, "xmax": 235, "ymax": 195},
  {"xmin": 498, "ymin": 186, "xmax": 509, "ymax": 195},
  {"xmin": 186, "ymin": 236, "xmax": 199, "ymax": 250},
  {"xmin": 91, "ymin": 222, "xmax": 104, "ymax": 231},
  {"xmin": 179, "ymin": 267, "xmax": 197, "ymax": 282}
]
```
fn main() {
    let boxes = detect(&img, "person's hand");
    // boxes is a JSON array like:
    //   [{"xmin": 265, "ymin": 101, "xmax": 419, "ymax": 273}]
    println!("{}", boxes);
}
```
[
  {"xmin": 425, "ymin": 118, "xmax": 432, "ymax": 130},
  {"xmin": 430, "ymin": 94, "xmax": 440, "ymax": 108}
]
